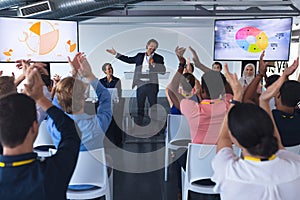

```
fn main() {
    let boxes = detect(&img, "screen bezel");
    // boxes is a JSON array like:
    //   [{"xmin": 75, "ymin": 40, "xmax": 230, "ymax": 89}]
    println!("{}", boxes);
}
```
[
  {"xmin": 0, "ymin": 16, "xmax": 79, "ymax": 63},
  {"xmin": 213, "ymin": 17, "xmax": 293, "ymax": 61}
]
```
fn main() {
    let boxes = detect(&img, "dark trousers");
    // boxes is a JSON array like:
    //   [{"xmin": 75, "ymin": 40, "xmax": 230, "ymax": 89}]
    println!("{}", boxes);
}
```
[{"xmin": 136, "ymin": 83, "xmax": 158, "ymax": 118}]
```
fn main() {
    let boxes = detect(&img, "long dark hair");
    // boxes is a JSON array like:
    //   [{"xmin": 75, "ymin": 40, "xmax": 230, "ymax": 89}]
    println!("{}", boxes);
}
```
[{"xmin": 228, "ymin": 103, "xmax": 279, "ymax": 157}]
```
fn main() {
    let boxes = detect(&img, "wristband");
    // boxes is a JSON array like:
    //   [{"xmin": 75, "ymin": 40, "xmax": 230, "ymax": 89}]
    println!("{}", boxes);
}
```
[{"xmin": 230, "ymin": 99, "xmax": 241, "ymax": 105}]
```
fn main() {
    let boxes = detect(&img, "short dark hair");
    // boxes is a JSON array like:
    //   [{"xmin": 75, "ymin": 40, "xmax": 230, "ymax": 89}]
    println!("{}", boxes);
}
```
[
  {"xmin": 180, "ymin": 73, "xmax": 195, "ymax": 93},
  {"xmin": 212, "ymin": 61, "xmax": 223, "ymax": 70},
  {"xmin": 228, "ymin": 103, "xmax": 278, "ymax": 158},
  {"xmin": 0, "ymin": 93, "xmax": 37, "ymax": 148},
  {"xmin": 0, "ymin": 76, "xmax": 16, "ymax": 97},
  {"xmin": 102, "ymin": 63, "xmax": 112, "ymax": 72},
  {"xmin": 265, "ymin": 74, "xmax": 280, "ymax": 88},
  {"xmin": 279, "ymin": 80, "xmax": 300, "ymax": 107},
  {"xmin": 201, "ymin": 71, "xmax": 226, "ymax": 99},
  {"xmin": 146, "ymin": 39, "xmax": 159, "ymax": 48}
]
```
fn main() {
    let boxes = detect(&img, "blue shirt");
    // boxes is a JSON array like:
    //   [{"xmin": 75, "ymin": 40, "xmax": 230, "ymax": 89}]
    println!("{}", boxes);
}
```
[{"xmin": 47, "ymin": 78, "xmax": 112, "ymax": 151}]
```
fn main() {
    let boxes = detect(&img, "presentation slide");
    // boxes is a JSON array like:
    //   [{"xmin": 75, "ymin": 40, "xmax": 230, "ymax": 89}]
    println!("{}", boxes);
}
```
[
  {"xmin": 214, "ymin": 17, "xmax": 292, "ymax": 61},
  {"xmin": 0, "ymin": 17, "xmax": 78, "ymax": 62}
]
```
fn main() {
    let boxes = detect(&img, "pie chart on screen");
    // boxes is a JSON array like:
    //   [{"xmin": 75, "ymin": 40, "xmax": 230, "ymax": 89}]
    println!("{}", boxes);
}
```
[
  {"xmin": 26, "ymin": 21, "xmax": 59, "ymax": 55},
  {"xmin": 235, "ymin": 26, "xmax": 268, "ymax": 53}
]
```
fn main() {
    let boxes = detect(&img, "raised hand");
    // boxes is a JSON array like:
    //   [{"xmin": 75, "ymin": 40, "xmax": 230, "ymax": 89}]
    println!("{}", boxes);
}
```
[
  {"xmin": 175, "ymin": 46, "xmax": 186, "ymax": 58},
  {"xmin": 224, "ymin": 63, "xmax": 243, "ymax": 100},
  {"xmin": 258, "ymin": 50, "xmax": 268, "ymax": 77},
  {"xmin": 106, "ymin": 48, "xmax": 117, "ymax": 56},
  {"xmin": 68, "ymin": 52, "xmax": 83, "ymax": 77},
  {"xmin": 23, "ymin": 68, "xmax": 44, "ymax": 101},
  {"xmin": 77, "ymin": 53, "xmax": 96, "ymax": 81},
  {"xmin": 283, "ymin": 57, "xmax": 299, "ymax": 77},
  {"xmin": 188, "ymin": 46, "xmax": 200, "ymax": 63},
  {"xmin": 15, "ymin": 59, "xmax": 48, "ymax": 76},
  {"xmin": 53, "ymin": 74, "xmax": 61, "ymax": 84}
]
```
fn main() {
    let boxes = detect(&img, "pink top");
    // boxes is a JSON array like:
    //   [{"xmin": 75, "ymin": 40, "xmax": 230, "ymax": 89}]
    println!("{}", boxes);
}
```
[{"xmin": 180, "ymin": 94, "xmax": 232, "ymax": 144}]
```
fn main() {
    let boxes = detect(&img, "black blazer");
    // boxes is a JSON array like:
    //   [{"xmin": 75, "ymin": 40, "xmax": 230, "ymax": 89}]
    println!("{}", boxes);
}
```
[{"xmin": 116, "ymin": 52, "xmax": 166, "ymax": 89}]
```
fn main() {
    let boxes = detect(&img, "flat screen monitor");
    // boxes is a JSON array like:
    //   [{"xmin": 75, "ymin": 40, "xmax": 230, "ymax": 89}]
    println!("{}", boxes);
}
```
[
  {"xmin": 0, "ymin": 17, "xmax": 78, "ymax": 63},
  {"xmin": 214, "ymin": 17, "xmax": 292, "ymax": 61}
]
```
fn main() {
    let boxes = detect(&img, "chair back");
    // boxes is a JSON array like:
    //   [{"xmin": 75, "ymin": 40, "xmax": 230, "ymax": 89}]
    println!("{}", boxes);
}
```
[
  {"xmin": 69, "ymin": 148, "xmax": 107, "ymax": 187},
  {"xmin": 34, "ymin": 120, "xmax": 54, "ymax": 148},
  {"xmin": 186, "ymin": 143, "xmax": 216, "ymax": 183},
  {"xmin": 285, "ymin": 144, "xmax": 300, "ymax": 154},
  {"xmin": 167, "ymin": 114, "xmax": 191, "ymax": 147}
]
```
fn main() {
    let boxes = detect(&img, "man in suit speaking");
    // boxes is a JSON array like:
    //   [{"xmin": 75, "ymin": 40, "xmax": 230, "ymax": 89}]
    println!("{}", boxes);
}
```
[{"xmin": 107, "ymin": 39, "xmax": 166, "ymax": 126}]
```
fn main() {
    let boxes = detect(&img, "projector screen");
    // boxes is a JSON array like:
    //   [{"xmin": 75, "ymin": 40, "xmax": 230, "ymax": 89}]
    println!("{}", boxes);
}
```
[
  {"xmin": 0, "ymin": 17, "xmax": 78, "ymax": 63},
  {"xmin": 214, "ymin": 17, "xmax": 292, "ymax": 61}
]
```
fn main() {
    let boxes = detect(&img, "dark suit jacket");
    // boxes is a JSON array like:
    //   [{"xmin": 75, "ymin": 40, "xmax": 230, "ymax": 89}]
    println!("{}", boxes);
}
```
[{"xmin": 116, "ymin": 52, "xmax": 166, "ymax": 89}]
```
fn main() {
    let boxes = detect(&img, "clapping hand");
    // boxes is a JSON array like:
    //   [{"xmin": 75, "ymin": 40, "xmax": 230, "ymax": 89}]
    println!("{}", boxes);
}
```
[
  {"xmin": 76, "ymin": 52, "xmax": 96, "ymax": 81},
  {"xmin": 258, "ymin": 51, "xmax": 268, "ymax": 77},
  {"xmin": 283, "ymin": 57, "xmax": 299, "ymax": 77},
  {"xmin": 224, "ymin": 63, "xmax": 243, "ymax": 100},
  {"xmin": 23, "ymin": 68, "xmax": 44, "ymax": 101}
]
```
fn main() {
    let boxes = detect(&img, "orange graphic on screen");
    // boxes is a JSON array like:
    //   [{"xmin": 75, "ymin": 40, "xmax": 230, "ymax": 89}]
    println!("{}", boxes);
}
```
[
  {"xmin": 66, "ymin": 40, "xmax": 77, "ymax": 53},
  {"xmin": 3, "ymin": 49, "xmax": 13, "ymax": 56},
  {"xmin": 19, "ymin": 21, "xmax": 59, "ymax": 55}
]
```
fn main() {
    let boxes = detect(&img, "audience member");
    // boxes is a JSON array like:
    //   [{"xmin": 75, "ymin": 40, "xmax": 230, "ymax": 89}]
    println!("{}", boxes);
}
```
[
  {"xmin": 0, "ymin": 68, "xmax": 80, "ymax": 199},
  {"xmin": 212, "ymin": 59, "xmax": 300, "ymax": 200},
  {"xmin": 168, "ymin": 47, "xmax": 231, "ymax": 144},
  {"xmin": 212, "ymin": 61, "xmax": 223, "ymax": 72},
  {"xmin": 239, "ymin": 63, "xmax": 255, "ymax": 90},
  {"xmin": 273, "ymin": 80, "xmax": 300, "ymax": 147},
  {"xmin": 106, "ymin": 38, "xmax": 166, "ymax": 126},
  {"xmin": 47, "ymin": 52, "xmax": 112, "ymax": 152},
  {"xmin": 168, "ymin": 47, "xmax": 231, "ymax": 199},
  {"xmin": 165, "ymin": 47, "xmax": 200, "ymax": 115}
]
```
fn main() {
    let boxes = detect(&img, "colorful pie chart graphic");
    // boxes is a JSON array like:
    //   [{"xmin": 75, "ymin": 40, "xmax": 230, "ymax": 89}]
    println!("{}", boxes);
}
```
[
  {"xmin": 22, "ymin": 21, "xmax": 59, "ymax": 55},
  {"xmin": 235, "ymin": 26, "xmax": 268, "ymax": 53}
]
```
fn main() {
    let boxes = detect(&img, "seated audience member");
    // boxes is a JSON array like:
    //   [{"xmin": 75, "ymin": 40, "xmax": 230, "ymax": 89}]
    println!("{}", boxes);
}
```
[
  {"xmin": 243, "ymin": 51, "xmax": 280, "ymax": 108},
  {"xmin": 243, "ymin": 51, "xmax": 267, "ymax": 105},
  {"xmin": 239, "ymin": 62, "xmax": 255, "ymax": 90},
  {"xmin": 212, "ymin": 61, "xmax": 223, "ymax": 72},
  {"xmin": 273, "ymin": 80, "xmax": 300, "ymax": 147},
  {"xmin": 99, "ymin": 63, "xmax": 123, "ymax": 147},
  {"xmin": 165, "ymin": 47, "xmax": 200, "ymax": 115},
  {"xmin": 47, "ymin": 52, "xmax": 112, "ymax": 151},
  {"xmin": 212, "ymin": 59, "xmax": 300, "ymax": 200},
  {"xmin": 168, "ymin": 47, "xmax": 231, "ymax": 144},
  {"xmin": 168, "ymin": 47, "xmax": 231, "ymax": 199},
  {"xmin": 0, "ymin": 69, "xmax": 80, "ymax": 199}
]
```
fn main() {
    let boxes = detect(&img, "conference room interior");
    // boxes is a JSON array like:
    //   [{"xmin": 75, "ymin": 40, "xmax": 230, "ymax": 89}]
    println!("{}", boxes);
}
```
[{"xmin": 0, "ymin": 0, "xmax": 300, "ymax": 200}]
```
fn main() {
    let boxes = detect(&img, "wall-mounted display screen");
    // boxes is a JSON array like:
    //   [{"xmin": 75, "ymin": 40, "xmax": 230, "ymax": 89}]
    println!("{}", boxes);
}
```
[
  {"xmin": 0, "ymin": 17, "xmax": 78, "ymax": 62},
  {"xmin": 214, "ymin": 17, "xmax": 292, "ymax": 61}
]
